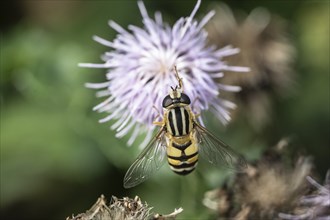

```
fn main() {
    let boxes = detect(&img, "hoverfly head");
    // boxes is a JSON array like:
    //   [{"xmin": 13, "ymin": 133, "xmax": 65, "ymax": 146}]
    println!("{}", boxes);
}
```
[
  {"xmin": 162, "ymin": 87, "xmax": 190, "ymax": 108},
  {"xmin": 169, "ymin": 86, "xmax": 181, "ymax": 99}
]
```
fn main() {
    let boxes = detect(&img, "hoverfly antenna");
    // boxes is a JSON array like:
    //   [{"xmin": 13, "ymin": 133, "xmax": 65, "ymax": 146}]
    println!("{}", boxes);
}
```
[
  {"xmin": 170, "ymin": 86, "xmax": 175, "ymax": 91},
  {"xmin": 173, "ymin": 65, "xmax": 184, "ymax": 91}
]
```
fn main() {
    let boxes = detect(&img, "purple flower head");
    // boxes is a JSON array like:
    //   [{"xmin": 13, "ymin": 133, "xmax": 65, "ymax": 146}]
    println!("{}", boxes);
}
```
[{"xmin": 79, "ymin": 0, "xmax": 249, "ymax": 148}]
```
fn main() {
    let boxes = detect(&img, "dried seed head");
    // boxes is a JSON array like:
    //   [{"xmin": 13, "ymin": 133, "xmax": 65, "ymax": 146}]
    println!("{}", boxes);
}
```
[
  {"xmin": 203, "ymin": 139, "xmax": 314, "ymax": 219},
  {"xmin": 67, "ymin": 195, "xmax": 152, "ymax": 220},
  {"xmin": 279, "ymin": 170, "xmax": 330, "ymax": 220},
  {"xmin": 67, "ymin": 195, "xmax": 183, "ymax": 220},
  {"xmin": 205, "ymin": 3, "xmax": 296, "ymax": 130},
  {"xmin": 235, "ymin": 155, "xmax": 312, "ymax": 218}
]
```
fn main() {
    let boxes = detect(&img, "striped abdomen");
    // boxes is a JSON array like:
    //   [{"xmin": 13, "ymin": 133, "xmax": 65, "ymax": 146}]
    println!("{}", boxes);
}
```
[{"xmin": 166, "ymin": 137, "xmax": 198, "ymax": 175}]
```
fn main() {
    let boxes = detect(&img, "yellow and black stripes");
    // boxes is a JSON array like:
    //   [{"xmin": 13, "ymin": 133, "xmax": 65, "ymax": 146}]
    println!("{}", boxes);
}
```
[
  {"xmin": 166, "ymin": 107, "xmax": 192, "ymax": 136},
  {"xmin": 167, "ymin": 139, "xmax": 199, "ymax": 175}
]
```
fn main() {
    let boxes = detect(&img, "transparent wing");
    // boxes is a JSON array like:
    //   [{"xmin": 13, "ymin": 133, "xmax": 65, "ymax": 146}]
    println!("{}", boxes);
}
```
[
  {"xmin": 194, "ymin": 122, "xmax": 247, "ymax": 172},
  {"xmin": 123, "ymin": 127, "xmax": 167, "ymax": 188}
]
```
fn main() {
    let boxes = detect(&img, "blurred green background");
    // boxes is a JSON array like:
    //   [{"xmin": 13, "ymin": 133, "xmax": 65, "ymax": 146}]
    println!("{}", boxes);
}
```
[{"xmin": 1, "ymin": 0, "xmax": 329, "ymax": 219}]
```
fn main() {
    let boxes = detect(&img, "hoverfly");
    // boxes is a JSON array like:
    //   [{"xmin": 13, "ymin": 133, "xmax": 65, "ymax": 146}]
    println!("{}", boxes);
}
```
[{"xmin": 123, "ymin": 66, "xmax": 247, "ymax": 188}]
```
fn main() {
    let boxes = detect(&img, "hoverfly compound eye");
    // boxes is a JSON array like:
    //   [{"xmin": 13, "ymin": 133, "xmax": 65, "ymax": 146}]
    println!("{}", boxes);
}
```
[
  {"xmin": 162, "ymin": 95, "xmax": 173, "ymax": 108},
  {"xmin": 180, "ymin": 93, "xmax": 191, "ymax": 105}
]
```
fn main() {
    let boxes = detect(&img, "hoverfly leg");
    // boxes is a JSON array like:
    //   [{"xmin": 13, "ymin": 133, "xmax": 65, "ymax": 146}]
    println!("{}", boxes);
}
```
[
  {"xmin": 152, "ymin": 105, "xmax": 161, "ymax": 118},
  {"xmin": 194, "ymin": 113, "xmax": 201, "ymax": 118},
  {"xmin": 152, "ymin": 105, "xmax": 164, "ymax": 126},
  {"xmin": 191, "ymin": 96, "xmax": 200, "ymax": 109},
  {"xmin": 191, "ymin": 96, "xmax": 202, "ymax": 118},
  {"xmin": 153, "ymin": 121, "xmax": 164, "ymax": 126}
]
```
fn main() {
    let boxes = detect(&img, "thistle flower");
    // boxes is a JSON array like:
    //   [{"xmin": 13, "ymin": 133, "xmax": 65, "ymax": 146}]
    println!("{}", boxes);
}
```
[
  {"xmin": 205, "ymin": 3, "xmax": 296, "ymax": 130},
  {"xmin": 79, "ymin": 0, "xmax": 249, "ymax": 147},
  {"xmin": 279, "ymin": 170, "xmax": 330, "ymax": 220}
]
